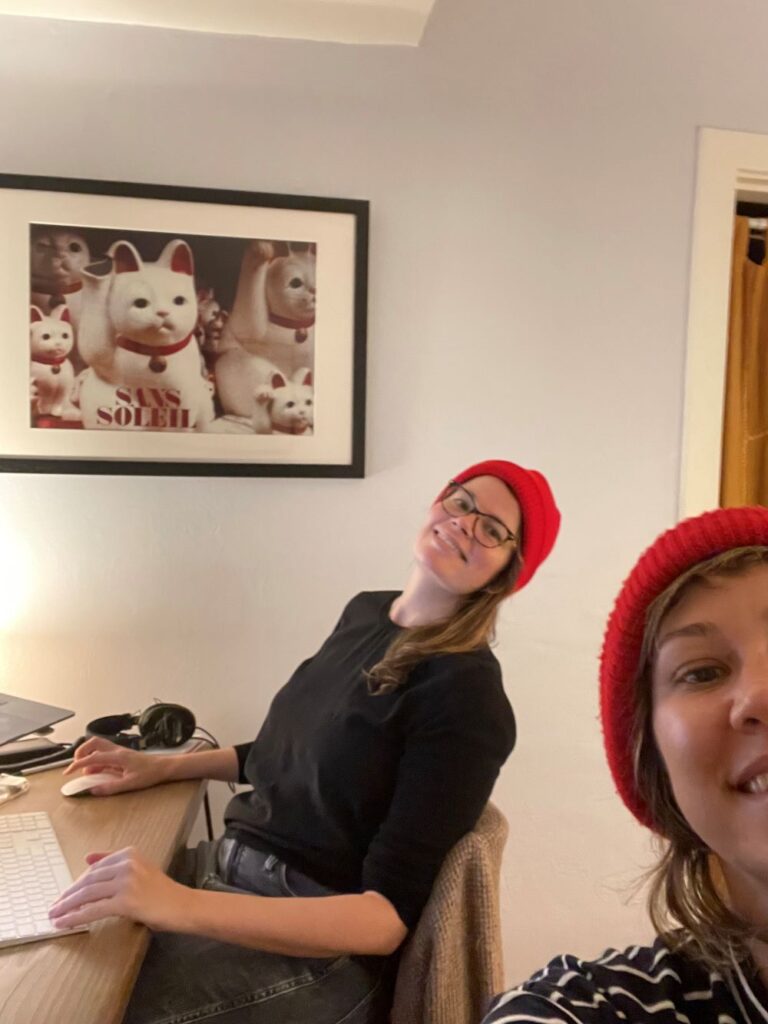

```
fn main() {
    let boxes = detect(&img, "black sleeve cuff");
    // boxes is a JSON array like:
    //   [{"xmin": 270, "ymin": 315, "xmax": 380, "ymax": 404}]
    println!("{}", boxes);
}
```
[{"xmin": 233, "ymin": 742, "xmax": 253, "ymax": 784}]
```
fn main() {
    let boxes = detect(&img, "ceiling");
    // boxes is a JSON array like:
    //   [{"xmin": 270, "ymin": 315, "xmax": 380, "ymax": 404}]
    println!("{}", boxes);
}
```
[{"xmin": 0, "ymin": 0, "xmax": 438, "ymax": 45}]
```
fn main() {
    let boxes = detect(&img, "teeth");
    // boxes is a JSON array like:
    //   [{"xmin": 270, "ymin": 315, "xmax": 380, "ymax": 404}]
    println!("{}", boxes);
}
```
[
  {"xmin": 745, "ymin": 774, "xmax": 768, "ymax": 794},
  {"xmin": 434, "ymin": 529, "xmax": 467, "ymax": 562},
  {"xmin": 446, "ymin": 538, "xmax": 466, "ymax": 561}
]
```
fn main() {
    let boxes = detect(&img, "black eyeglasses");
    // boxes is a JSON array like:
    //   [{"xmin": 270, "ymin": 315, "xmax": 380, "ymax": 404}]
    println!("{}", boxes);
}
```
[{"xmin": 441, "ymin": 482, "xmax": 518, "ymax": 549}]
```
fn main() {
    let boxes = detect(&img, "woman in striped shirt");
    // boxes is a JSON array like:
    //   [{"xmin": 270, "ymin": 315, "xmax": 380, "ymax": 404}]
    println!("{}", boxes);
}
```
[{"xmin": 485, "ymin": 506, "xmax": 768, "ymax": 1024}]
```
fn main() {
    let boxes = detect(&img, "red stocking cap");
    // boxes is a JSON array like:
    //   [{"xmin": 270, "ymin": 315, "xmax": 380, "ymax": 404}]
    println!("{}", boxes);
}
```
[
  {"xmin": 600, "ymin": 505, "xmax": 768, "ymax": 828},
  {"xmin": 447, "ymin": 459, "xmax": 561, "ymax": 593}
]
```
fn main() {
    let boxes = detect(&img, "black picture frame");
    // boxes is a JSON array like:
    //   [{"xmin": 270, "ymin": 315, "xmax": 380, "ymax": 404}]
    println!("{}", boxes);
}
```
[{"xmin": 0, "ymin": 173, "xmax": 368, "ymax": 477}]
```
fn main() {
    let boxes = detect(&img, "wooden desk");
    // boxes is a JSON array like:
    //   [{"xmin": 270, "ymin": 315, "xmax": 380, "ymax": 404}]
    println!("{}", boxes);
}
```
[{"xmin": 0, "ymin": 767, "xmax": 205, "ymax": 1024}]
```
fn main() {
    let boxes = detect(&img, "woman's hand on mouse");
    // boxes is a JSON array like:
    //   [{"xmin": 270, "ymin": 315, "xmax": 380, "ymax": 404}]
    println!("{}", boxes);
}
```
[
  {"xmin": 48, "ymin": 847, "xmax": 187, "ymax": 932},
  {"xmin": 62, "ymin": 737, "xmax": 171, "ymax": 795}
]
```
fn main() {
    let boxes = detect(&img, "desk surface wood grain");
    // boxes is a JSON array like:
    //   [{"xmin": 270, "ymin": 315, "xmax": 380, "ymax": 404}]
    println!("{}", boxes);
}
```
[{"xmin": 0, "ymin": 766, "xmax": 205, "ymax": 1024}]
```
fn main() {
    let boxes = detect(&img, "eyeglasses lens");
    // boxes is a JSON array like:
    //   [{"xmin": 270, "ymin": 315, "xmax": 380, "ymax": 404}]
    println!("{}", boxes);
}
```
[{"xmin": 441, "ymin": 486, "xmax": 505, "ymax": 549}]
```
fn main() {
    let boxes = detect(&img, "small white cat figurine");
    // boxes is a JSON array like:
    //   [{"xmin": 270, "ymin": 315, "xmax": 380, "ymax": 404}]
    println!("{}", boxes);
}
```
[
  {"xmin": 253, "ymin": 368, "xmax": 314, "ymax": 435},
  {"xmin": 219, "ymin": 240, "xmax": 315, "ymax": 378},
  {"xmin": 215, "ymin": 348, "xmax": 279, "ymax": 428},
  {"xmin": 76, "ymin": 239, "xmax": 214, "ymax": 431},
  {"xmin": 30, "ymin": 228, "xmax": 91, "ymax": 326},
  {"xmin": 29, "ymin": 305, "xmax": 80, "ymax": 420}
]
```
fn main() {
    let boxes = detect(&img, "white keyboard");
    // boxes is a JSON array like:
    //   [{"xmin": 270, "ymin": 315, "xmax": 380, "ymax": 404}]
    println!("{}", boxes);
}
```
[{"xmin": 0, "ymin": 810, "xmax": 88, "ymax": 948}]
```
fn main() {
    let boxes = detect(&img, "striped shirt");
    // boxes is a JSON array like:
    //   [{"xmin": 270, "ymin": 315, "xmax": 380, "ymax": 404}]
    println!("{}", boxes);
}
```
[{"xmin": 483, "ymin": 937, "xmax": 768, "ymax": 1024}]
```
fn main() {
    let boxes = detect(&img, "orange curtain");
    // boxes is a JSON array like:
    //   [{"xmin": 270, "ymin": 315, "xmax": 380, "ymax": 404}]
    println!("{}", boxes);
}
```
[{"xmin": 720, "ymin": 216, "xmax": 768, "ymax": 506}]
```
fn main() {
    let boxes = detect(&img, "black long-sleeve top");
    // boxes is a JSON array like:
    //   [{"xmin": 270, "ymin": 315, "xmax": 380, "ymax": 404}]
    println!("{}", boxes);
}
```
[{"xmin": 224, "ymin": 591, "xmax": 516, "ymax": 928}]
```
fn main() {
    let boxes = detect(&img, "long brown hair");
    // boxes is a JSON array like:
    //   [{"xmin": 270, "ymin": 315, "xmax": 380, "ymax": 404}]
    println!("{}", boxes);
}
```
[
  {"xmin": 632, "ymin": 546, "xmax": 768, "ymax": 968},
  {"xmin": 366, "ymin": 543, "xmax": 523, "ymax": 696}
]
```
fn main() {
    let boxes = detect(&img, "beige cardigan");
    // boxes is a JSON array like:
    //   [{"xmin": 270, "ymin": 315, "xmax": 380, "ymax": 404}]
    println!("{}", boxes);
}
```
[{"xmin": 390, "ymin": 802, "xmax": 509, "ymax": 1024}]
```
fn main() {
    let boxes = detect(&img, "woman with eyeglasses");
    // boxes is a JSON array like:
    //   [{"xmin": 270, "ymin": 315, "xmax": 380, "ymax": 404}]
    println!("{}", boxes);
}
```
[
  {"xmin": 484, "ymin": 506, "xmax": 768, "ymax": 1024},
  {"xmin": 50, "ymin": 459, "xmax": 560, "ymax": 1024}
]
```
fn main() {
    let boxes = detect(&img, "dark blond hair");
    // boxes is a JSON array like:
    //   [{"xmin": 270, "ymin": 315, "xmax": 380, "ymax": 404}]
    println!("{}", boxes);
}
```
[
  {"xmin": 366, "ymin": 545, "xmax": 523, "ymax": 695},
  {"xmin": 632, "ymin": 546, "xmax": 768, "ymax": 968}
]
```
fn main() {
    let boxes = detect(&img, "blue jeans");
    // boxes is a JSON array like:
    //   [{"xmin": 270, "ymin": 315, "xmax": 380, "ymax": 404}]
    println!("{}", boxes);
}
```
[{"xmin": 122, "ymin": 839, "xmax": 396, "ymax": 1024}]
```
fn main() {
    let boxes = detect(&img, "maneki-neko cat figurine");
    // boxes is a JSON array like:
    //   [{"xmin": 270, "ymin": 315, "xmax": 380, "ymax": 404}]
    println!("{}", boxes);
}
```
[
  {"xmin": 215, "ymin": 239, "xmax": 316, "ymax": 422},
  {"xmin": 30, "ymin": 228, "xmax": 91, "ymax": 327},
  {"xmin": 264, "ymin": 368, "xmax": 314, "ymax": 436},
  {"xmin": 29, "ymin": 305, "xmax": 80, "ymax": 421},
  {"xmin": 76, "ymin": 239, "xmax": 214, "ymax": 431},
  {"xmin": 220, "ymin": 239, "xmax": 315, "ymax": 375}
]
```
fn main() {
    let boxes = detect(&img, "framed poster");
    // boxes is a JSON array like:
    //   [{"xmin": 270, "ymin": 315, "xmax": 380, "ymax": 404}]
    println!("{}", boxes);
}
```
[{"xmin": 0, "ymin": 174, "xmax": 368, "ymax": 477}]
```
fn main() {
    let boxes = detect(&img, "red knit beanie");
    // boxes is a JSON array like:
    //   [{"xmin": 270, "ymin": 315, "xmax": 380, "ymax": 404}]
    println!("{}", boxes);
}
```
[
  {"xmin": 600, "ymin": 505, "xmax": 768, "ymax": 829},
  {"xmin": 447, "ymin": 459, "xmax": 561, "ymax": 593}
]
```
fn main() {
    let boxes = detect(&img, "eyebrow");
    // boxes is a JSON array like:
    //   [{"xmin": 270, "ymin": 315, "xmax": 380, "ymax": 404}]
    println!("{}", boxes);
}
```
[{"xmin": 656, "ymin": 621, "xmax": 717, "ymax": 650}]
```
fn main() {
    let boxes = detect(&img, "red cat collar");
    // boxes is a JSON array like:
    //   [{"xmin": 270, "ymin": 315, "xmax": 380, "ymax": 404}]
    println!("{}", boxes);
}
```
[
  {"xmin": 271, "ymin": 422, "xmax": 311, "ymax": 435},
  {"xmin": 32, "ymin": 353, "xmax": 67, "ymax": 366},
  {"xmin": 268, "ymin": 312, "xmax": 315, "ymax": 330},
  {"xmin": 30, "ymin": 279, "xmax": 83, "ymax": 296},
  {"xmin": 116, "ymin": 331, "xmax": 194, "ymax": 358}
]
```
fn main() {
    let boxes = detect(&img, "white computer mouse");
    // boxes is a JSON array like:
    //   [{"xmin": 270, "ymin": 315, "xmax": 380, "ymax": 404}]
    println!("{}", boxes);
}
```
[{"xmin": 60, "ymin": 772, "xmax": 119, "ymax": 798}]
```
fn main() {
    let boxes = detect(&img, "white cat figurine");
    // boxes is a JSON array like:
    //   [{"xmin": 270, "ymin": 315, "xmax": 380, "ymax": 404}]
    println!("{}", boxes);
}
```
[
  {"xmin": 29, "ymin": 305, "xmax": 79, "ymax": 420},
  {"xmin": 76, "ymin": 239, "xmax": 214, "ymax": 431},
  {"xmin": 215, "ymin": 347, "xmax": 280, "ymax": 429},
  {"xmin": 205, "ymin": 368, "xmax": 314, "ymax": 436},
  {"xmin": 219, "ymin": 240, "xmax": 315, "ymax": 377},
  {"xmin": 30, "ymin": 228, "xmax": 91, "ymax": 327},
  {"xmin": 263, "ymin": 368, "xmax": 314, "ymax": 435}
]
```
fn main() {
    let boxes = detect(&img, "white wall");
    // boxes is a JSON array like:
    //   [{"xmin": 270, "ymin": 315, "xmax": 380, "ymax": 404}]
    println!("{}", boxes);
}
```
[{"xmin": 1, "ymin": 0, "xmax": 764, "ymax": 984}]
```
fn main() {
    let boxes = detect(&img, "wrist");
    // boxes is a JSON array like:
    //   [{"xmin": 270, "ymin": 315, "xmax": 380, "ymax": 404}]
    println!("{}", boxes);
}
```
[
  {"xmin": 156, "ymin": 754, "xmax": 184, "ymax": 783},
  {"xmin": 155, "ymin": 877, "xmax": 196, "ymax": 933},
  {"xmin": 171, "ymin": 886, "xmax": 215, "ymax": 936}
]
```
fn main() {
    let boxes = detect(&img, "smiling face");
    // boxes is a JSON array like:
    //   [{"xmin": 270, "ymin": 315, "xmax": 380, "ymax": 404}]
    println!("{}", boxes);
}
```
[
  {"xmin": 413, "ymin": 474, "xmax": 521, "ymax": 596},
  {"xmin": 652, "ymin": 562, "xmax": 768, "ymax": 905}
]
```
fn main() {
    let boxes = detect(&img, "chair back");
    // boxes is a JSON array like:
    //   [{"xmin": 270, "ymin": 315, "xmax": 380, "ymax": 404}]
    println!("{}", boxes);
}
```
[{"xmin": 390, "ymin": 801, "xmax": 509, "ymax": 1024}]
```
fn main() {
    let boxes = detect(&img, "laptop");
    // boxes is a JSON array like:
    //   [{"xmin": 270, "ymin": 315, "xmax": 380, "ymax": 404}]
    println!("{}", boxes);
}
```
[{"xmin": 0, "ymin": 693, "xmax": 74, "ymax": 746}]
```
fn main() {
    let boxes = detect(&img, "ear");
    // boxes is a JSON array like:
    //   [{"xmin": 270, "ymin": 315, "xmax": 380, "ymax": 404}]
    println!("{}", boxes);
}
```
[
  {"xmin": 83, "ymin": 256, "xmax": 113, "ymax": 279},
  {"xmin": 292, "ymin": 367, "xmax": 312, "ymax": 386},
  {"xmin": 56, "ymin": 306, "xmax": 72, "ymax": 324},
  {"xmin": 271, "ymin": 372, "xmax": 287, "ymax": 390},
  {"xmin": 109, "ymin": 241, "xmax": 142, "ymax": 274},
  {"xmin": 30, "ymin": 305, "xmax": 44, "ymax": 323},
  {"xmin": 158, "ymin": 239, "xmax": 194, "ymax": 276}
]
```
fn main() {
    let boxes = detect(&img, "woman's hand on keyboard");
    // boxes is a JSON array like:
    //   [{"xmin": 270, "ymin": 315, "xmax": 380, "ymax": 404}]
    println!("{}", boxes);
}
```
[
  {"xmin": 62, "ymin": 738, "xmax": 171, "ymax": 795},
  {"xmin": 48, "ymin": 847, "xmax": 188, "ymax": 932}
]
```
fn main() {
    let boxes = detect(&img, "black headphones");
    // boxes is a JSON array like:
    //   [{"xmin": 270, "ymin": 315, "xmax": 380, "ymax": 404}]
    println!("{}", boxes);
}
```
[{"xmin": 85, "ymin": 702, "xmax": 196, "ymax": 750}]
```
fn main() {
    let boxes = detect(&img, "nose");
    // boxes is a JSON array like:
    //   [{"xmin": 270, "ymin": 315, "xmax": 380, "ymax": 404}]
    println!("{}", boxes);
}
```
[
  {"xmin": 447, "ymin": 509, "xmax": 474, "ymax": 539},
  {"xmin": 730, "ymin": 655, "xmax": 768, "ymax": 730}
]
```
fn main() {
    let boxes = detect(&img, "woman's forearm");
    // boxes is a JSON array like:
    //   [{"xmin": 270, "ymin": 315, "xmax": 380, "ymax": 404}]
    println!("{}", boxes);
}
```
[
  {"xmin": 162, "ymin": 745, "xmax": 240, "ymax": 784},
  {"xmin": 175, "ymin": 888, "xmax": 407, "ymax": 958}
]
